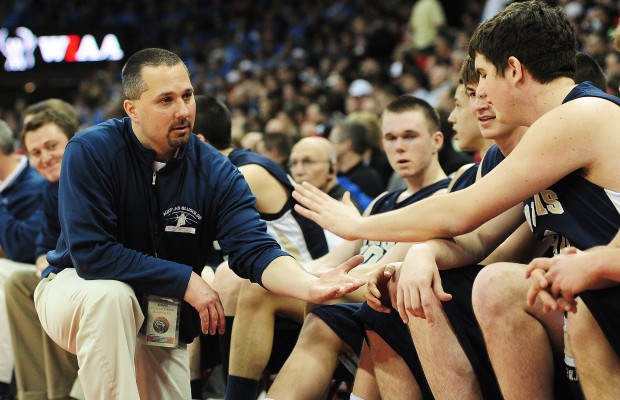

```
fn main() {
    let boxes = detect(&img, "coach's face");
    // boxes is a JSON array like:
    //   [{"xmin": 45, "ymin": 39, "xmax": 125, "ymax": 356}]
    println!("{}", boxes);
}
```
[{"xmin": 124, "ymin": 63, "xmax": 195, "ymax": 162}]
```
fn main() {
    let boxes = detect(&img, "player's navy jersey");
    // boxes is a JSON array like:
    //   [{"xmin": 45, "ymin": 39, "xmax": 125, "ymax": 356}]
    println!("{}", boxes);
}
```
[
  {"xmin": 358, "ymin": 178, "xmax": 450, "ymax": 265},
  {"xmin": 228, "ymin": 148, "xmax": 294, "ymax": 220},
  {"xmin": 450, "ymin": 144, "xmax": 506, "ymax": 194},
  {"xmin": 480, "ymin": 144, "xmax": 505, "ymax": 176},
  {"xmin": 524, "ymin": 82, "xmax": 620, "ymax": 253},
  {"xmin": 450, "ymin": 164, "xmax": 479, "ymax": 192}
]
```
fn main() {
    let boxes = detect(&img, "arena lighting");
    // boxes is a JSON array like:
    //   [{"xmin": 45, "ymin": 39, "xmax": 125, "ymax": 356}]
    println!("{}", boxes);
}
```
[{"xmin": 0, "ymin": 26, "xmax": 124, "ymax": 72}]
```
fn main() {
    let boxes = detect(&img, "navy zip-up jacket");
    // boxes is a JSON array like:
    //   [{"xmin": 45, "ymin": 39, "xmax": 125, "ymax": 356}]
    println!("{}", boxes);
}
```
[
  {"xmin": 46, "ymin": 117, "xmax": 288, "ymax": 342},
  {"xmin": 35, "ymin": 181, "xmax": 60, "ymax": 258},
  {"xmin": 0, "ymin": 160, "xmax": 45, "ymax": 263}
]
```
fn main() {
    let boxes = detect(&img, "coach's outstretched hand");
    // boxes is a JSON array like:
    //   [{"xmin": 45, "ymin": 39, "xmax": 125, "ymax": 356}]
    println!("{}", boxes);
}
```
[
  {"xmin": 293, "ymin": 182, "xmax": 362, "ymax": 240},
  {"xmin": 308, "ymin": 254, "xmax": 366, "ymax": 303}
]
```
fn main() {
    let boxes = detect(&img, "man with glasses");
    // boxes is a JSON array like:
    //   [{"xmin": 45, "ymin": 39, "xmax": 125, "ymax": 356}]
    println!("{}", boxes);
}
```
[{"xmin": 288, "ymin": 136, "xmax": 361, "ymax": 212}]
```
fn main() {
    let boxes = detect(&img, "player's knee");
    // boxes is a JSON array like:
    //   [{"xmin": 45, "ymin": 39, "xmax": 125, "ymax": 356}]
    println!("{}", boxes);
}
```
[
  {"xmin": 472, "ymin": 263, "xmax": 515, "ymax": 324},
  {"xmin": 237, "ymin": 279, "xmax": 273, "ymax": 310},
  {"xmin": 299, "ymin": 314, "xmax": 338, "ymax": 344}
]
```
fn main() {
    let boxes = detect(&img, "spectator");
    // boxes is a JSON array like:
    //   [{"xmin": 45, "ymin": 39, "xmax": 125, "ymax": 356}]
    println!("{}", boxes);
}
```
[
  {"xmin": 346, "ymin": 110, "xmax": 393, "ymax": 188},
  {"xmin": 407, "ymin": 0, "xmax": 446, "ymax": 54},
  {"xmin": 330, "ymin": 120, "xmax": 384, "ymax": 201},
  {"xmin": 6, "ymin": 104, "xmax": 83, "ymax": 400},
  {"xmin": 255, "ymin": 132, "xmax": 293, "ymax": 171},
  {"xmin": 0, "ymin": 119, "xmax": 45, "ymax": 400}
]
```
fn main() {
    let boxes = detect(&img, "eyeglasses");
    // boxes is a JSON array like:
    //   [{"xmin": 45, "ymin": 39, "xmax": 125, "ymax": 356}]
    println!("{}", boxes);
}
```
[{"xmin": 288, "ymin": 158, "xmax": 330, "ymax": 169}]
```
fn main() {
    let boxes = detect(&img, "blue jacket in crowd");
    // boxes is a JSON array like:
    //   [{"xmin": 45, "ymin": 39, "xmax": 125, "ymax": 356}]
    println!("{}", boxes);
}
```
[{"xmin": 0, "ymin": 160, "xmax": 45, "ymax": 263}]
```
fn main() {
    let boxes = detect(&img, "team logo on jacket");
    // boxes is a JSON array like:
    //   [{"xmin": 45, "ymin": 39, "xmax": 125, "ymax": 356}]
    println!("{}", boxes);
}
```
[{"xmin": 163, "ymin": 206, "xmax": 202, "ymax": 234}]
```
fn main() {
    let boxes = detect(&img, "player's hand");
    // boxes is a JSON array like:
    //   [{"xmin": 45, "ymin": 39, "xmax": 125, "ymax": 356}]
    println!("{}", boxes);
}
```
[
  {"xmin": 525, "ymin": 256, "xmax": 558, "ymax": 312},
  {"xmin": 365, "ymin": 262, "xmax": 400, "ymax": 313},
  {"xmin": 540, "ymin": 248, "xmax": 603, "ymax": 313},
  {"xmin": 184, "ymin": 272, "xmax": 226, "ymax": 335},
  {"xmin": 396, "ymin": 258, "xmax": 451, "ymax": 327},
  {"xmin": 293, "ymin": 182, "xmax": 362, "ymax": 240},
  {"xmin": 526, "ymin": 248, "xmax": 584, "ymax": 313},
  {"xmin": 308, "ymin": 255, "xmax": 366, "ymax": 303}
]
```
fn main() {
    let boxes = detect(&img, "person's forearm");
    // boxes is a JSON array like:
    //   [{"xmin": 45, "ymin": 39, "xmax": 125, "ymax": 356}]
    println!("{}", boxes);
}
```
[
  {"xmin": 592, "ymin": 249, "xmax": 620, "ymax": 285},
  {"xmin": 260, "ymin": 255, "xmax": 316, "ymax": 301},
  {"xmin": 348, "ymin": 242, "xmax": 412, "ymax": 278},
  {"xmin": 427, "ymin": 238, "xmax": 482, "ymax": 270},
  {"xmin": 354, "ymin": 191, "xmax": 481, "ymax": 243}
]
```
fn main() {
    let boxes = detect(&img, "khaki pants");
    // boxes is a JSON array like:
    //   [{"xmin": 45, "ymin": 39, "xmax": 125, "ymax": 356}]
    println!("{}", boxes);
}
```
[
  {"xmin": 0, "ymin": 259, "xmax": 36, "ymax": 383},
  {"xmin": 5, "ymin": 269, "xmax": 83, "ymax": 400},
  {"xmin": 35, "ymin": 269, "xmax": 191, "ymax": 400}
]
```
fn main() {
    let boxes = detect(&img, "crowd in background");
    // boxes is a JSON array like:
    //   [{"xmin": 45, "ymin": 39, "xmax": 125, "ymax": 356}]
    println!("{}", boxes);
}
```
[
  {"xmin": 0, "ymin": 1, "xmax": 619, "ymax": 399},
  {"xmin": 0, "ymin": 0, "xmax": 619, "ymax": 180}
]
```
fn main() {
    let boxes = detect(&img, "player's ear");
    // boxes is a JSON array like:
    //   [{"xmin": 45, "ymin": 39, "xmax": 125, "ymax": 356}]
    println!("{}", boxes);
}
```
[
  {"xmin": 507, "ymin": 56, "xmax": 524, "ymax": 85},
  {"xmin": 432, "ymin": 131, "xmax": 444, "ymax": 154},
  {"xmin": 328, "ymin": 162, "xmax": 338, "ymax": 177}
]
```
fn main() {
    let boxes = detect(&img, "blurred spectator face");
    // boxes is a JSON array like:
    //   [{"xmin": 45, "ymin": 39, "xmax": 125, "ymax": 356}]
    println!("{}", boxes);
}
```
[
  {"xmin": 328, "ymin": 125, "xmax": 347, "ymax": 158},
  {"xmin": 255, "ymin": 140, "xmax": 269, "ymax": 158},
  {"xmin": 345, "ymin": 96, "xmax": 362, "ymax": 114},
  {"xmin": 288, "ymin": 138, "xmax": 335, "ymax": 191},
  {"xmin": 300, "ymin": 120, "xmax": 318, "ymax": 137},
  {"xmin": 448, "ymin": 84, "xmax": 481, "ymax": 152},
  {"xmin": 398, "ymin": 73, "xmax": 423, "ymax": 93},
  {"xmin": 305, "ymin": 103, "xmax": 324, "ymax": 124},
  {"xmin": 24, "ymin": 123, "xmax": 69, "ymax": 182},
  {"xmin": 584, "ymin": 33, "xmax": 606, "ymax": 59},
  {"xmin": 359, "ymin": 96, "xmax": 380, "ymax": 114},
  {"xmin": 346, "ymin": 79, "xmax": 374, "ymax": 113},
  {"xmin": 240, "ymin": 131, "xmax": 264, "ymax": 151},
  {"xmin": 265, "ymin": 118, "xmax": 286, "ymax": 134},
  {"xmin": 360, "ymin": 58, "xmax": 381, "ymax": 80},
  {"xmin": 381, "ymin": 109, "xmax": 442, "ymax": 179},
  {"xmin": 605, "ymin": 52, "xmax": 620, "ymax": 76},
  {"xmin": 428, "ymin": 65, "xmax": 449, "ymax": 89}
]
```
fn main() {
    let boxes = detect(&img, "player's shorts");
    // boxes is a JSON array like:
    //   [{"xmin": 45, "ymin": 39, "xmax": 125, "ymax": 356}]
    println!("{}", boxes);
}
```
[
  {"xmin": 310, "ymin": 303, "xmax": 362, "ymax": 381},
  {"xmin": 266, "ymin": 317, "xmax": 302, "ymax": 373},
  {"xmin": 310, "ymin": 303, "xmax": 365, "ymax": 355},
  {"xmin": 579, "ymin": 285, "xmax": 620, "ymax": 358},
  {"xmin": 354, "ymin": 302, "xmax": 433, "ymax": 399},
  {"xmin": 443, "ymin": 264, "xmax": 579, "ymax": 399},
  {"xmin": 440, "ymin": 265, "xmax": 503, "ymax": 399}
]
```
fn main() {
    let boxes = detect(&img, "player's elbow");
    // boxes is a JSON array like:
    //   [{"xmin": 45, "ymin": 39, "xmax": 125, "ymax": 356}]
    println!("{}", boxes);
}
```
[{"xmin": 443, "ymin": 216, "xmax": 480, "ymax": 238}]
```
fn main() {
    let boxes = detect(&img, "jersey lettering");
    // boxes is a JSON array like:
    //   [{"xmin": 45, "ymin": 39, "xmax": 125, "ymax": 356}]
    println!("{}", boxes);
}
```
[
  {"xmin": 358, "ymin": 241, "xmax": 396, "ymax": 265},
  {"xmin": 524, "ymin": 190, "xmax": 565, "ymax": 230}
]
